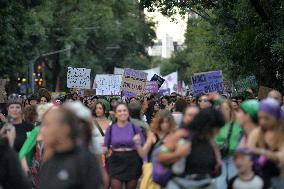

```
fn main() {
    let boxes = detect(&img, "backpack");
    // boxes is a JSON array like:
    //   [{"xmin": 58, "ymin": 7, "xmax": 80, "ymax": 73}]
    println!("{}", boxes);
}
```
[{"xmin": 151, "ymin": 141, "xmax": 172, "ymax": 187}]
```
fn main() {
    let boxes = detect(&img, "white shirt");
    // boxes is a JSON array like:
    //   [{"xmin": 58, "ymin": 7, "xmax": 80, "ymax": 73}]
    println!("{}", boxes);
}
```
[{"xmin": 232, "ymin": 175, "xmax": 264, "ymax": 189}]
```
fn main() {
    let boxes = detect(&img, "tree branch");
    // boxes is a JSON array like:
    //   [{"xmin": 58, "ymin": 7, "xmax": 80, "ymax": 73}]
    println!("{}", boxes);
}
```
[{"xmin": 249, "ymin": 0, "xmax": 271, "ymax": 29}]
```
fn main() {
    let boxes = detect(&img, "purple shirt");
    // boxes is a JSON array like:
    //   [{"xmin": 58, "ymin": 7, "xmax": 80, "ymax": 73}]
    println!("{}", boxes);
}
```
[{"xmin": 104, "ymin": 122, "xmax": 145, "ymax": 150}]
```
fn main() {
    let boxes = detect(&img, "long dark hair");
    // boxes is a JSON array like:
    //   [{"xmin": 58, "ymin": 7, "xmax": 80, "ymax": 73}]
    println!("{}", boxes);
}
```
[{"xmin": 188, "ymin": 108, "xmax": 225, "ymax": 138}]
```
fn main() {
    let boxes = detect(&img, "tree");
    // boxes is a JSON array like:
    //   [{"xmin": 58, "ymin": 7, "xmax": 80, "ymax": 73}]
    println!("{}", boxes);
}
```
[
  {"xmin": 0, "ymin": 0, "xmax": 156, "ymax": 91},
  {"xmin": 141, "ymin": 0, "xmax": 284, "ymax": 89}
]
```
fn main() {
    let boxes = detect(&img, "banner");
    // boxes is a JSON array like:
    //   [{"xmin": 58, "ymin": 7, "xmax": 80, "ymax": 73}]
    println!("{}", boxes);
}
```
[
  {"xmin": 121, "ymin": 68, "xmax": 147, "ymax": 97},
  {"xmin": 144, "ymin": 81, "xmax": 159, "ymax": 94},
  {"xmin": 234, "ymin": 75, "xmax": 258, "ymax": 95},
  {"xmin": 0, "ymin": 79, "xmax": 7, "ymax": 103},
  {"xmin": 191, "ymin": 71, "xmax": 224, "ymax": 95},
  {"xmin": 114, "ymin": 67, "xmax": 160, "ymax": 81},
  {"xmin": 95, "ymin": 74, "xmax": 122, "ymax": 96},
  {"xmin": 67, "ymin": 67, "xmax": 91, "ymax": 89},
  {"xmin": 161, "ymin": 72, "xmax": 178, "ymax": 93},
  {"xmin": 150, "ymin": 74, "xmax": 165, "ymax": 88}
]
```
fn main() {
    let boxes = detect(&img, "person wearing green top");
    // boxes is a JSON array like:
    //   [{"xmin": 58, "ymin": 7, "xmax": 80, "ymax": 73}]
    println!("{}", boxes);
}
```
[{"xmin": 215, "ymin": 100, "xmax": 243, "ymax": 189}]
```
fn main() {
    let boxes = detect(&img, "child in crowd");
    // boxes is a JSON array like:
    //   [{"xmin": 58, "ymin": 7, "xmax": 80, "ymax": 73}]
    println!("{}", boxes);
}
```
[{"xmin": 228, "ymin": 148, "xmax": 264, "ymax": 189}]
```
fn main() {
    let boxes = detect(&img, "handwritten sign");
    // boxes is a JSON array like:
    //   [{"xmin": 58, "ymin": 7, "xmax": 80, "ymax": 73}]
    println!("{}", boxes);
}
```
[
  {"xmin": 144, "ymin": 81, "xmax": 159, "ymax": 94},
  {"xmin": 191, "ymin": 71, "xmax": 224, "ymax": 95},
  {"xmin": 0, "ymin": 79, "xmax": 7, "ymax": 103},
  {"xmin": 67, "ymin": 67, "xmax": 91, "ymax": 89},
  {"xmin": 95, "ymin": 74, "xmax": 122, "ymax": 96},
  {"xmin": 121, "ymin": 68, "xmax": 147, "ymax": 97},
  {"xmin": 151, "ymin": 74, "xmax": 165, "ymax": 88}
]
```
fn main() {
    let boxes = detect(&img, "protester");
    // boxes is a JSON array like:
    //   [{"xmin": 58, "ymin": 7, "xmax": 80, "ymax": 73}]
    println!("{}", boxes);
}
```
[
  {"xmin": 248, "ymin": 98, "xmax": 284, "ymax": 188},
  {"xmin": 6, "ymin": 96, "xmax": 34, "ymax": 153},
  {"xmin": 19, "ymin": 103, "xmax": 54, "ymax": 188},
  {"xmin": 23, "ymin": 105, "xmax": 37, "ymax": 125},
  {"xmin": 28, "ymin": 94, "xmax": 39, "ymax": 106},
  {"xmin": 104, "ymin": 103, "xmax": 144, "ymax": 189},
  {"xmin": 128, "ymin": 102, "xmax": 148, "ymax": 137},
  {"xmin": 158, "ymin": 108, "xmax": 225, "ymax": 189},
  {"xmin": 0, "ymin": 126, "xmax": 31, "ymax": 189},
  {"xmin": 39, "ymin": 102, "xmax": 103, "ymax": 189},
  {"xmin": 135, "ymin": 110, "xmax": 176, "ymax": 189},
  {"xmin": 39, "ymin": 95, "xmax": 50, "ymax": 105},
  {"xmin": 236, "ymin": 100, "xmax": 259, "ymax": 148},
  {"xmin": 172, "ymin": 98, "xmax": 188, "ymax": 126},
  {"xmin": 180, "ymin": 105, "xmax": 199, "ymax": 128},
  {"xmin": 93, "ymin": 100, "xmax": 111, "ymax": 153},
  {"xmin": 228, "ymin": 148, "xmax": 264, "ymax": 189},
  {"xmin": 196, "ymin": 94, "xmax": 211, "ymax": 109},
  {"xmin": 215, "ymin": 100, "xmax": 243, "ymax": 189},
  {"xmin": 267, "ymin": 90, "xmax": 282, "ymax": 105}
]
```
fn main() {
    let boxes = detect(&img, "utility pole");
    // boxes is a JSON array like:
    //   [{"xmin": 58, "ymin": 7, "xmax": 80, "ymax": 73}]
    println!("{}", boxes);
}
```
[{"xmin": 29, "ymin": 47, "xmax": 71, "ymax": 93}]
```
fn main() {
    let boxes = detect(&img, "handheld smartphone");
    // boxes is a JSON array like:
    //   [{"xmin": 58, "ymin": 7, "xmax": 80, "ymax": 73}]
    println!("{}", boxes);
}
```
[{"xmin": 6, "ymin": 116, "xmax": 14, "ymax": 131}]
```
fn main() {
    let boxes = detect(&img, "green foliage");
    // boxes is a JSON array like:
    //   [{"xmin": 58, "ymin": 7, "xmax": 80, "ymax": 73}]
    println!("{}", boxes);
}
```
[
  {"xmin": 161, "ymin": 17, "xmax": 228, "ymax": 84},
  {"xmin": 0, "ymin": 0, "xmax": 156, "ymax": 91},
  {"xmin": 142, "ymin": 0, "xmax": 284, "ymax": 89}
]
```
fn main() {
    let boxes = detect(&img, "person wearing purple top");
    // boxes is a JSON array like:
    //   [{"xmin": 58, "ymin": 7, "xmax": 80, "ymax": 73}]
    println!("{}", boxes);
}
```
[{"xmin": 104, "ymin": 103, "xmax": 145, "ymax": 189}]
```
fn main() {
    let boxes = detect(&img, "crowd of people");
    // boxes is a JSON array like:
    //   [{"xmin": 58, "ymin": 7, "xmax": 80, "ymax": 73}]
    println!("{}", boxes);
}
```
[{"xmin": 0, "ymin": 87, "xmax": 284, "ymax": 189}]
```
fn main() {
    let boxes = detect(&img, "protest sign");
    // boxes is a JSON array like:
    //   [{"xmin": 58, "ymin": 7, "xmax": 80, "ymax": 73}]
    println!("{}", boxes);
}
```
[
  {"xmin": 191, "ymin": 71, "xmax": 224, "ymax": 95},
  {"xmin": 159, "ymin": 89, "xmax": 170, "ymax": 96},
  {"xmin": 114, "ymin": 67, "xmax": 160, "ymax": 81},
  {"xmin": 67, "ymin": 67, "xmax": 91, "ymax": 89},
  {"xmin": 150, "ymin": 74, "xmax": 165, "ymax": 88},
  {"xmin": 121, "ymin": 68, "xmax": 147, "ymax": 97},
  {"xmin": 161, "ymin": 72, "xmax": 178, "ymax": 93},
  {"xmin": 234, "ymin": 75, "xmax": 258, "ymax": 95},
  {"xmin": 95, "ymin": 74, "xmax": 122, "ymax": 96},
  {"xmin": 144, "ymin": 81, "xmax": 159, "ymax": 94},
  {"xmin": 0, "ymin": 79, "xmax": 7, "ymax": 103},
  {"xmin": 258, "ymin": 86, "xmax": 273, "ymax": 100}
]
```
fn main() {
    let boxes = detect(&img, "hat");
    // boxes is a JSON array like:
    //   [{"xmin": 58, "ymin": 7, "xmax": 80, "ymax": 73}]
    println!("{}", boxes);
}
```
[
  {"xmin": 240, "ymin": 100, "xmax": 259, "ymax": 119},
  {"xmin": 259, "ymin": 98, "xmax": 281, "ymax": 119}
]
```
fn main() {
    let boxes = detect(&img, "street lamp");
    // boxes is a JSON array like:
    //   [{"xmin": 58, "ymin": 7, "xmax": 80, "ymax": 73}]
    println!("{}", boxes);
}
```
[{"xmin": 29, "ymin": 47, "xmax": 72, "ymax": 93}]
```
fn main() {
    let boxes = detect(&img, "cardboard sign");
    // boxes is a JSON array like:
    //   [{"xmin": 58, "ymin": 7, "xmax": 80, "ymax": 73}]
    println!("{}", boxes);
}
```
[
  {"xmin": 0, "ymin": 79, "xmax": 7, "ymax": 103},
  {"xmin": 67, "ymin": 67, "xmax": 91, "ymax": 89},
  {"xmin": 121, "ymin": 68, "xmax": 147, "ymax": 97},
  {"xmin": 159, "ymin": 89, "xmax": 170, "ymax": 96},
  {"xmin": 95, "ymin": 74, "xmax": 122, "ymax": 96},
  {"xmin": 234, "ymin": 75, "xmax": 258, "ymax": 95},
  {"xmin": 144, "ymin": 81, "xmax": 159, "ymax": 94},
  {"xmin": 191, "ymin": 71, "xmax": 224, "ymax": 95},
  {"xmin": 114, "ymin": 67, "xmax": 160, "ymax": 81},
  {"xmin": 258, "ymin": 86, "xmax": 273, "ymax": 100},
  {"xmin": 151, "ymin": 74, "xmax": 165, "ymax": 88}
]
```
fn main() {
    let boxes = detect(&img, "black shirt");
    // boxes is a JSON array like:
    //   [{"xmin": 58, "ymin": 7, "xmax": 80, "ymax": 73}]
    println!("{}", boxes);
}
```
[
  {"xmin": 0, "ymin": 138, "xmax": 31, "ymax": 189},
  {"xmin": 39, "ymin": 147, "xmax": 103, "ymax": 189},
  {"xmin": 14, "ymin": 121, "xmax": 34, "ymax": 152},
  {"xmin": 185, "ymin": 137, "xmax": 217, "ymax": 175}
]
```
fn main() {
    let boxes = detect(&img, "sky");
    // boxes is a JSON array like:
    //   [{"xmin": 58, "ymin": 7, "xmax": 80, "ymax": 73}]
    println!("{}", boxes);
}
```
[{"xmin": 145, "ymin": 10, "xmax": 188, "ymax": 43}]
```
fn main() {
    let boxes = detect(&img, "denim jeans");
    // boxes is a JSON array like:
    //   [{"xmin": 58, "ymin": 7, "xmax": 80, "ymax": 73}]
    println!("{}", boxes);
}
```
[
  {"xmin": 166, "ymin": 177, "xmax": 216, "ymax": 189},
  {"xmin": 215, "ymin": 157, "xmax": 238, "ymax": 189}
]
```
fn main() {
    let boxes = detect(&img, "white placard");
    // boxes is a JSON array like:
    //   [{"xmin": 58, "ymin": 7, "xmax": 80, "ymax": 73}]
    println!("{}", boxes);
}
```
[
  {"xmin": 95, "ymin": 74, "xmax": 122, "ymax": 95},
  {"xmin": 67, "ymin": 67, "xmax": 91, "ymax": 89}
]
